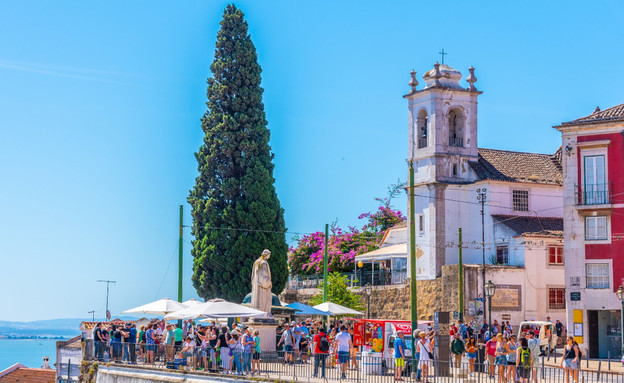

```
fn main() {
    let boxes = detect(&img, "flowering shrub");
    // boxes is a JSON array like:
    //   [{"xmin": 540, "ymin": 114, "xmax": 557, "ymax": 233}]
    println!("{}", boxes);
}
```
[{"xmin": 288, "ymin": 197, "xmax": 406, "ymax": 275}]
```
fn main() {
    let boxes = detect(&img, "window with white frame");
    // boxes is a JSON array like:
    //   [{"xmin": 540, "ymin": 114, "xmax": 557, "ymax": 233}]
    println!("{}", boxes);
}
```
[
  {"xmin": 585, "ymin": 216, "xmax": 608, "ymax": 240},
  {"xmin": 583, "ymin": 155, "xmax": 607, "ymax": 204},
  {"xmin": 512, "ymin": 190, "xmax": 529, "ymax": 211},
  {"xmin": 586, "ymin": 263, "xmax": 609, "ymax": 289},
  {"xmin": 548, "ymin": 246, "xmax": 564, "ymax": 265}
]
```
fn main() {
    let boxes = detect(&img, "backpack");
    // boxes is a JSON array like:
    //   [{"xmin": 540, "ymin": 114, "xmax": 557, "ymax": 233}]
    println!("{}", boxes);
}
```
[
  {"xmin": 520, "ymin": 347, "xmax": 531, "ymax": 367},
  {"xmin": 319, "ymin": 335, "xmax": 330, "ymax": 352}
]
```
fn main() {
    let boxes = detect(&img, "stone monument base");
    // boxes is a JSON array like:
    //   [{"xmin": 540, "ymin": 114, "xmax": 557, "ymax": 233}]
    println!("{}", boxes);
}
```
[{"xmin": 243, "ymin": 318, "xmax": 278, "ymax": 353}]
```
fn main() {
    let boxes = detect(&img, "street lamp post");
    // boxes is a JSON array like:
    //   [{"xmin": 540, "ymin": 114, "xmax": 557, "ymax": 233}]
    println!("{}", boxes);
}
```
[
  {"xmin": 365, "ymin": 283, "xmax": 373, "ymax": 319},
  {"xmin": 485, "ymin": 280, "xmax": 496, "ymax": 340},
  {"xmin": 616, "ymin": 286, "xmax": 624, "ymax": 357}
]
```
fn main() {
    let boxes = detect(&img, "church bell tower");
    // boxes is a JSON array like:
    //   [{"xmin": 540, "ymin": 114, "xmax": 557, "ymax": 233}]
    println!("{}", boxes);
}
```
[{"xmin": 405, "ymin": 63, "xmax": 482, "ymax": 184}]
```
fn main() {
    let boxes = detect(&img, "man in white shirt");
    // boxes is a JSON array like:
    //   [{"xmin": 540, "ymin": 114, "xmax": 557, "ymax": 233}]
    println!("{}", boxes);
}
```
[
  {"xmin": 526, "ymin": 332, "xmax": 540, "ymax": 383},
  {"xmin": 334, "ymin": 325, "xmax": 352, "ymax": 379}
]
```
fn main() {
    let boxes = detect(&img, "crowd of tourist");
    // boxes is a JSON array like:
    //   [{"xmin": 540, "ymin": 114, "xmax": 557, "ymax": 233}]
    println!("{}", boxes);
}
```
[{"xmin": 90, "ymin": 316, "xmax": 575, "ymax": 382}]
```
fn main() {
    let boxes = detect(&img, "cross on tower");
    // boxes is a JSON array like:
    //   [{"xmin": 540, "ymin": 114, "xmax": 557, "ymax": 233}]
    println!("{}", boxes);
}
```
[{"xmin": 439, "ymin": 49, "xmax": 447, "ymax": 65}]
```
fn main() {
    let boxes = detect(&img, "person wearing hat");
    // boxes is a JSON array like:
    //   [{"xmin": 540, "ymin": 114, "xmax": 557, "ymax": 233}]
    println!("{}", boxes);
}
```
[
  {"xmin": 394, "ymin": 331, "xmax": 406, "ymax": 381},
  {"xmin": 278, "ymin": 322, "xmax": 296, "ymax": 364}
]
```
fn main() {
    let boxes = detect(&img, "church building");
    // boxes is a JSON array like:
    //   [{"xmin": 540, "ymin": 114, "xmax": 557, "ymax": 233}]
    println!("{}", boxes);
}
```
[{"xmin": 402, "ymin": 62, "xmax": 566, "ymax": 323}]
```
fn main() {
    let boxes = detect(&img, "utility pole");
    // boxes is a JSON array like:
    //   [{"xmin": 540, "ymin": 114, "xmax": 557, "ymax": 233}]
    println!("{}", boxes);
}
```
[
  {"xmin": 458, "ymin": 228, "xmax": 464, "ymax": 322},
  {"xmin": 323, "ymin": 223, "xmax": 329, "ymax": 327},
  {"xmin": 96, "ymin": 280, "xmax": 116, "ymax": 320},
  {"xmin": 88, "ymin": 311, "xmax": 95, "ymax": 322},
  {"xmin": 476, "ymin": 188, "xmax": 487, "ymax": 328},
  {"xmin": 409, "ymin": 161, "xmax": 418, "ymax": 357},
  {"xmin": 178, "ymin": 205, "xmax": 183, "ymax": 302},
  {"xmin": 178, "ymin": 205, "xmax": 184, "ymax": 326}
]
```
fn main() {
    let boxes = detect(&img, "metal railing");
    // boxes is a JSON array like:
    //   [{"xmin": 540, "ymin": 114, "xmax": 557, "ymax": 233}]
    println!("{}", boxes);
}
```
[
  {"xmin": 575, "ymin": 183, "xmax": 611, "ymax": 205},
  {"xmin": 418, "ymin": 137, "xmax": 427, "ymax": 149},
  {"xmin": 449, "ymin": 137, "xmax": 463, "ymax": 147},
  {"xmin": 286, "ymin": 271, "xmax": 407, "ymax": 290},
  {"xmin": 83, "ymin": 340, "xmax": 624, "ymax": 383}
]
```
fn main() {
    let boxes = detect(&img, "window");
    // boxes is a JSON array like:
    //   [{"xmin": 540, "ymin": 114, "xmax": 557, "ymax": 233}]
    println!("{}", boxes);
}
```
[
  {"xmin": 548, "ymin": 288, "xmax": 566, "ymax": 309},
  {"xmin": 583, "ymin": 155, "xmax": 607, "ymax": 204},
  {"xmin": 512, "ymin": 190, "xmax": 529, "ymax": 211},
  {"xmin": 448, "ymin": 109, "xmax": 464, "ymax": 147},
  {"xmin": 586, "ymin": 263, "xmax": 609, "ymax": 289},
  {"xmin": 418, "ymin": 214, "xmax": 424, "ymax": 234},
  {"xmin": 417, "ymin": 109, "xmax": 428, "ymax": 149},
  {"xmin": 549, "ymin": 246, "xmax": 564, "ymax": 265},
  {"xmin": 496, "ymin": 245, "xmax": 509, "ymax": 265},
  {"xmin": 585, "ymin": 216, "xmax": 608, "ymax": 240},
  {"xmin": 452, "ymin": 164, "xmax": 458, "ymax": 177}
]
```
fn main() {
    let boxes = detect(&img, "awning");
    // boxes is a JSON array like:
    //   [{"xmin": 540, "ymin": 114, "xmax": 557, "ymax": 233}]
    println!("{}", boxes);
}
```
[{"xmin": 355, "ymin": 244, "xmax": 407, "ymax": 262}]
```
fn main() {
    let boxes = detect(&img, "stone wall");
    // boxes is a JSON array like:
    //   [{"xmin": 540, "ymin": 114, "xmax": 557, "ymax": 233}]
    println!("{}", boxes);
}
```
[{"xmin": 281, "ymin": 264, "xmax": 475, "ymax": 321}]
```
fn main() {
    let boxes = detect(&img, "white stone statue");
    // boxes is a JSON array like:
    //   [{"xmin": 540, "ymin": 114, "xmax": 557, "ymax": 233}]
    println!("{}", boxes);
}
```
[{"xmin": 251, "ymin": 249, "xmax": 273, "ymax": 315}]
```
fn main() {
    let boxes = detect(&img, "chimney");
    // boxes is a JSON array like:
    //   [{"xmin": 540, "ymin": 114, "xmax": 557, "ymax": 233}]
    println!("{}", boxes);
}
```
[{"xmin": 42, "ymin": 356, "xmax": 50, "ymax": 369}]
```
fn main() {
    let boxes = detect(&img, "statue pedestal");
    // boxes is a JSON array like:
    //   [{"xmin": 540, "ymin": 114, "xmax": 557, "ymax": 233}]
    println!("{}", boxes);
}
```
[{"xmin": 244, "ymin": 318, "xmax": 278, "ymax": 353}]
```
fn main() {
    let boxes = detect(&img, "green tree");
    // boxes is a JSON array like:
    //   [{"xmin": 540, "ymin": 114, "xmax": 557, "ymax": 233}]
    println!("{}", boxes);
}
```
[
  {"xmin": 309, "ymin": 272, "xmax": 365, "ymax": 312},
  {"xmin": 188, "ymin": 4, "xmax": 288, "ymax": 303}
]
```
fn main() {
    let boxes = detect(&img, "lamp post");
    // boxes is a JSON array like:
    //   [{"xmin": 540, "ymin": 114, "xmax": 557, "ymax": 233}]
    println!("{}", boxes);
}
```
[
  {"xmin": 365, "ymin": 283, "xmax": 373, "ymax": 319},
  {"xmin": 358, "ymin": 261, "xmax": 364, "ymax": 287},
  {"xmin": 616, "ymin": 286, "xmax": 624, "ymax": 356},
  {"xmin": 485, "ymin": 280, "xmax": 496, "ymax": 340}
]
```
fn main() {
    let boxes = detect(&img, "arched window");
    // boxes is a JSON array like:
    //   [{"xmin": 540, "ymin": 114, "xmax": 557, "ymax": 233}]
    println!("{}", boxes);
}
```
[
  {"xmin": 417, "ymin": 109, "xmax": 428, "ymax": 149},
  {"xmin": 448, "ymin": 109, "xmax": 464, "ymax": 147}
]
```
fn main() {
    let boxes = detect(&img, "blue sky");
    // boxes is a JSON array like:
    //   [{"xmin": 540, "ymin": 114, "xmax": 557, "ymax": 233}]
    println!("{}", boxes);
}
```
[{"xmin": 1, "ymin": 1, "xmax": 623, "ymax": 321}]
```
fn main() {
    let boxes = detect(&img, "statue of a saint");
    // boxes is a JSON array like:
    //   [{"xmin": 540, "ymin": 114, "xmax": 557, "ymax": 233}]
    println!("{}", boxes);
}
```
[{"xmin": 251, "ymin": 249, "xmax": 273, "ymax": 315}]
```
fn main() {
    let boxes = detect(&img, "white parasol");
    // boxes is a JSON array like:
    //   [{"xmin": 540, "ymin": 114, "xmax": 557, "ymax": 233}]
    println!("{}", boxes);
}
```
[
  {"xmin": 164, "ymin": 298, "xmax": 266, "ymax": 320},
  {"xmin": 312, "ymin": 302, "xmax": 364, "ymax": 316},
  {"xmin": 122, "ymin": 297, "xmax": 187, "ymax": 316}
]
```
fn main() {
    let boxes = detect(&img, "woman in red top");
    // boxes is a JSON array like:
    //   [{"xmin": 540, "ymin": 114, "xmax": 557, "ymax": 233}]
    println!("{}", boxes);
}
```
[
  {"xmin": 485, "ymin": 336, "xmax": 498, "ymax": 378},
  {"xmin": 313, "ymin": 328, "xmax": 329, "ymax": 378}
]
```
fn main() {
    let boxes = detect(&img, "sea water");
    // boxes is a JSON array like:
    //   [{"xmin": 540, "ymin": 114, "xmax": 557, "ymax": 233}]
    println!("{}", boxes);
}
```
[{"xmin": 0, "ymin": 339, "xmax": 59, "ymax": 371}]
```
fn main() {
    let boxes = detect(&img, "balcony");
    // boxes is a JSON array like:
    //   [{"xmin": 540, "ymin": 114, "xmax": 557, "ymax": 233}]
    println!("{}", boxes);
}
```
[
  {"xmin": 418, "ymin": 137, "xmax": 428, "ymax": 149},
  {"xmin": 575, "ymin": 183, "xmax": 611, "ymax": 206},
  {"xmin": 449, "ymin": 137, "xmax": 463, "ymax": 147}
]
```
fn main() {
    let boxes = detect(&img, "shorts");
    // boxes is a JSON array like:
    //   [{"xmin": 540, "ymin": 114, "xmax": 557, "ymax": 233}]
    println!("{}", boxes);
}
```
[
  {"xmin": 285, "ymin": 345, "xmax": 294, "ymax": 353},
  {"xmin": 466, "ymin": 352, "xmax": 476, "ymax": 360},
  {"xmin": 495, "ymin": 356, "xmax": 507, "ymax": 365},
  {"xmin": 146, "ymin": 344, "xmax": 155, "ymax": 352},
  {"xmin": 517, "ymin": 366, "xmax": 530, "ymax": 378},
  {"xmin": 253, "ymin": 352, "xmax": 261, "ymax": 360},
  {"xmin": 338, "ymin": 351, "xmax": 349, "ymax": 364},
  {"xmin": 487, "ymin": 354, "xmax": 495, "ymax": 364},
  {"xmin": 563, "ymin": 359, "xmax": 578, "ymax": 369},
  {"xmin": 395, "ymin": 357, "xmax": 405, "ymax": 367},
  {"xmin": 507, "ymin": 360, "xmax": 516, "ymax": 366}
]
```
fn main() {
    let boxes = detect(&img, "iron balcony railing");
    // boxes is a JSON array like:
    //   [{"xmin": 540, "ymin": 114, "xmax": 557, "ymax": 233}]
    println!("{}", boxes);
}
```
[
  {"xmin": 448, "ymin": 137, "xmax": 463, "ymax": 147},
  {"xmin": 286, "ymin": 270, "xmax": 408, "ymax": 290},
  {"xmin": 575, "ymin": 183, "xmax": 611, "ymax": 205}
]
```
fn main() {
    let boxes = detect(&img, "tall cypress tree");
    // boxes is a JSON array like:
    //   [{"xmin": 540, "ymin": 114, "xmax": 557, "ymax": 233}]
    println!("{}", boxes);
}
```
[{"xmin": 189, "ymin": 4, "xmax": 288, "ymax": 303}]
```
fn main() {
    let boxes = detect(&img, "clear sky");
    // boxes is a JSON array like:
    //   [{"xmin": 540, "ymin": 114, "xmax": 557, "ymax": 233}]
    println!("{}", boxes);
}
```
[{"xmin": 1, "ymin": 1, "xmax": 623, "ymax": 321}]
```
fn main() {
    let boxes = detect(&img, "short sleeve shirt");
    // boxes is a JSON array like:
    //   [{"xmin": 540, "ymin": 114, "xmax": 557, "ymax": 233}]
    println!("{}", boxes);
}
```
[
  {"xmin": 394, "ymin": 337, "xmax": 405, "ymax": 358},
  {"xmin": 146, "ymin": 329, "xmax": 155, "ymax": 345},
  {"xmin": 282, "ymin": 329, "xmax": 294, "ymax": 345},
  {"xmin": 174, "ymin": 328, "xmax": 183, "ymax": 342},
  {"xmin": 335, "ymin": 331, "xmax": 351, "ymax": 352}
]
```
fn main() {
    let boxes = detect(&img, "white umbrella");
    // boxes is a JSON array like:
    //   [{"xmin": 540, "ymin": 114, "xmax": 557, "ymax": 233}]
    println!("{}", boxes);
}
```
[
  {"xmin": 164, "ymin": 298, "xmax": 266, "ymax": 320},
  {"xmin": 182, "ymin": 298, "xmax": 203, "ymax": 307},
  {"xmin": 312, "ymin": 302, "xmax": 364, "ymax": 316},
  {"xmin": 122, "ymin": 298, "xmax": 187, "ymax": 316}
]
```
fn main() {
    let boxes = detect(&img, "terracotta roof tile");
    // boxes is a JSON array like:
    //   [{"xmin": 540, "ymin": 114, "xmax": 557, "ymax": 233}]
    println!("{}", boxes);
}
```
[
  {"xmin": 562, "ymin": 103, "xmax": 624, "ymax": 125},
  {"xmin": 469, "ymin": 148, "xmax": 562, "ymax": 185},
  {"xmin": 0, "ymin": 367, "xmax": 55, "ymax": 383},
  {"xmin": 493, "ymin": 215, "xmax": 563, "ymax": 236}
]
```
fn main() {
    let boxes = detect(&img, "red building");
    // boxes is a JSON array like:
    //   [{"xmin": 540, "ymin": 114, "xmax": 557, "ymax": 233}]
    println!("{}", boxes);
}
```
[{"xmin": 555, "ymin": 104, "xmax": 624, "ymax": 358}]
